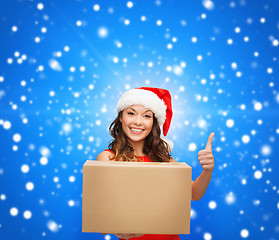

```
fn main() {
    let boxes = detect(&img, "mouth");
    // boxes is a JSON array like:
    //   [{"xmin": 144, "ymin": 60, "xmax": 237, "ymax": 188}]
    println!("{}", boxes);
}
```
[{"xmin": 130, "ymin": 128, "xmax": 144, "ymax": 134}]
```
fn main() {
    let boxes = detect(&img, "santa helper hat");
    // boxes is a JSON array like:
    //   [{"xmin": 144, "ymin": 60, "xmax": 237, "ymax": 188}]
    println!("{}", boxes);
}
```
[{"xmin": 117, "ymin": 87, "xmax": 174, "ymax": 151}]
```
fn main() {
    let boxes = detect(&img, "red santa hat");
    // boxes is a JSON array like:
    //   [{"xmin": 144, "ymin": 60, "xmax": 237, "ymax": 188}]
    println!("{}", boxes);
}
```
[{"xmin": 117, "ymin": 87, "xmax": 174, "ymax": 151}]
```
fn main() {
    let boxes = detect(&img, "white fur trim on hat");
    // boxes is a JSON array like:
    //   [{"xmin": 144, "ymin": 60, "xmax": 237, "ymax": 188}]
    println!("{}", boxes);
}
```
[{"xmin": 117, "ymin": 89, "xmax": 167, "ymax": 127}]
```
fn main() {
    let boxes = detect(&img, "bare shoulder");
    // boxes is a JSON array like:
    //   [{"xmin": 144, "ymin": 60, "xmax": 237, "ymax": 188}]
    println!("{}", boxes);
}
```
[
  {"xmin": 170, "ymin": 157, "xmax": 178, "ymax": 163},
  {"xmin": 96, "ymin": 150, "xmax": 115, "ymax": 161}
]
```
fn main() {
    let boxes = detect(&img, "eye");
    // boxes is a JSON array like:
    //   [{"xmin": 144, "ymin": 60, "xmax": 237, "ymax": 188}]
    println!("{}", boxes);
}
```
[
  {"xmin": 128, "ymin": 112, "xmax": 134, "ymax": 115},
  {"xmin": 144, "ymin": 115, "xmax": 152, "ymax": 118}
]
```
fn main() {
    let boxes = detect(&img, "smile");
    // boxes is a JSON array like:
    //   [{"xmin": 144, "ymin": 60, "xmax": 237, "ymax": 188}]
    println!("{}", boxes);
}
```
[{"xmin": 130, "ymin": 128, "xmax": 144, "ymax": 134}]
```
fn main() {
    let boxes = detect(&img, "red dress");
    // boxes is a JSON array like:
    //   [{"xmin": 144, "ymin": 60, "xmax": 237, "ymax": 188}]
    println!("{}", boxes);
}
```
[{"xmin": 104, "ymin": 149, "xmax": 180, "ymax": 240}]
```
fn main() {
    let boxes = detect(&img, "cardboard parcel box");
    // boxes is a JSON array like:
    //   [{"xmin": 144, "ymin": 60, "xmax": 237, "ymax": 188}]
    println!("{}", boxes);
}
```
[{"xmin": 82, "ymin": 160, "xmax": 192, "ymax": 234}]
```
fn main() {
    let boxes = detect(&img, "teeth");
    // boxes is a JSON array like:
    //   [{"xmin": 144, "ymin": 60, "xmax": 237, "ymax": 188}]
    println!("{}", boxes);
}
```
[{"xmin": 131, "ymin": 128, "xmax": 143, "ymax": 132}]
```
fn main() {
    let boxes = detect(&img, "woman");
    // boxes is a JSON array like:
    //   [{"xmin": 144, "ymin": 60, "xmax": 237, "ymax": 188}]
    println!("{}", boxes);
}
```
[{"xmin": 97, "ymin": 87, "xmax": 215, "ymax": 240}]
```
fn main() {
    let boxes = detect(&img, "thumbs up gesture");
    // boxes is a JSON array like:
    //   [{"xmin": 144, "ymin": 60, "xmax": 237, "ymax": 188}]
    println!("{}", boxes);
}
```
[{"xmin": 198, "ymin": 132, "xmax": 215, "ymax": 172}]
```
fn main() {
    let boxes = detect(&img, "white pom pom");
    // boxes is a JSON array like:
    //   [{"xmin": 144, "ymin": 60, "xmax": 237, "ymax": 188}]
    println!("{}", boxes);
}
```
[{"xmin": 161, "ymin": 136, "xmax": 174, "ymax": 152}]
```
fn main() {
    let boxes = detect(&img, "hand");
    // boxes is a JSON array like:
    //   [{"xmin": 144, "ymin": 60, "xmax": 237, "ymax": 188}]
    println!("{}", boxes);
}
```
[
  {"xmin": 198, "ymin": 132, "xmax": 215, "ymax": 172},
  {"xmin": 114, "ymin": 233, "xmax": 145, "ymax": 239}
]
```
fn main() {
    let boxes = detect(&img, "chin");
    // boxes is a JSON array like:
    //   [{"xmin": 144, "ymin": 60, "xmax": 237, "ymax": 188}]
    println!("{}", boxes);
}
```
[
  {"xmin": 129, "ymin": 137, "xmax": 145, "ymax": 142},
  {"xmin": 127, "ymin": 134, "xmax": 147, "ymax": 142}
]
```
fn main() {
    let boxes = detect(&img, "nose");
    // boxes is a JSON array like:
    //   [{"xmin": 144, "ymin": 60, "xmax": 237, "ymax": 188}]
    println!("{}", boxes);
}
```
[{"xmin": 134, "ymin": 116, "xmax": 142, "ymax": 125}]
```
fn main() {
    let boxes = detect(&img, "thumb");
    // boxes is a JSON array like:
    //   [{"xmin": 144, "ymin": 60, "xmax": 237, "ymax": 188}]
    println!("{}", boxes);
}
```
[{"xmin": 205, "ymin": 132, "xmax": 215, "ymax": 151}]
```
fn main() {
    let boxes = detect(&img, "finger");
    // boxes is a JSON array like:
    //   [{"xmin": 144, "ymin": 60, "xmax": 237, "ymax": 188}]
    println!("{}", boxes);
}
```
[
  {"xmin": 198, "ymin": 149, "xmax": 212, "ymax": 156},
  {"xmin": 115, "ymin": 234, "xmax": 130, "ymax": 239},
  {"xmin": 198, "ymin": 155, "xmax": 213, "ymax": 160},
  {"xmin": 205, "ymin": 132, "xmax": 215, "ymax": 151},
  {"xmin": 130, "ymin": 234, "xmax": 144, "ymax": 237},
  {"xmin": 199, "ymin": 160, "xmax": 213, "ymax": 165}
]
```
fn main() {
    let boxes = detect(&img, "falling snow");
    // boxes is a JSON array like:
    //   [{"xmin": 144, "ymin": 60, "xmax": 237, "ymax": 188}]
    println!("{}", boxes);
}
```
[{"xmin": 1, "ymin": 1, "xmax": 279, "ymax": 239}]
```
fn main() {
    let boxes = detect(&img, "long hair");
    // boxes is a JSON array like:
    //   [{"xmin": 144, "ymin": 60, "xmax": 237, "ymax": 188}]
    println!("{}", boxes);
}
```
[{"xmin": 108, "ymin": 111, "xmax": 172, "ymax": 162}]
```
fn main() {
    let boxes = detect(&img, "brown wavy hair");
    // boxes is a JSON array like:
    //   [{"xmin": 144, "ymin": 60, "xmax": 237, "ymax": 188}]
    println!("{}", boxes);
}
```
[{"xmin": 107, "ymin": 110, "xmax": 172, "ymax": 162}]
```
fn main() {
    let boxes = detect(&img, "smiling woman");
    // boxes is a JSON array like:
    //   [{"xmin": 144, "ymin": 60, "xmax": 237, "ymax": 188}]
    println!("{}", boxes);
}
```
[
  {"xmin": 96, "ymin": 87, "xmax": 215, "ymax": 240},
  {"xmin": 96, "ymin": 87, "xmax": 180, "ymax": 240}
]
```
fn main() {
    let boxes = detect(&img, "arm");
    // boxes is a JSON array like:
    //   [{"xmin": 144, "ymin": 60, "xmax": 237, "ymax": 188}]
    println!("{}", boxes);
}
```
[
  {"xmin": 96, "ymin": 150, "xmax": 113, "ymax": 161},
  {"xmin": 192, "ymin": 170, "xmax": 212, "ymax": 201},
  {"xmin": 192, "ymin": 133, "xmax": 215, "ymax": 201}
]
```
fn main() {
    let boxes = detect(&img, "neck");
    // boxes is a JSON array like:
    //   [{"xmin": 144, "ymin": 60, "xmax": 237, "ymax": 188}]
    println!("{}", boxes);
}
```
[{"xmin": 128, "ymin": 139, "xmax": 145, "ymax": 156}]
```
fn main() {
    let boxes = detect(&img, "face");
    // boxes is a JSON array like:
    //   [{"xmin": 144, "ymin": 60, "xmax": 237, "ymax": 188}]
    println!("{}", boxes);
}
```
[{"xmin": 120, "ymin": 105, "xmax": 154, "ymax": 144}]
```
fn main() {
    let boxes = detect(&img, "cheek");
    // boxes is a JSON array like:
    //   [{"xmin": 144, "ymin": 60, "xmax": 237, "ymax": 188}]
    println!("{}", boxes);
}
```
[
  {"xmin": 146, "ymin": 120, "xmax": 153, "ymax": 130},
  {"xmin": 122, "ymin": 118, "xmax": 131, "ymax": 127}
]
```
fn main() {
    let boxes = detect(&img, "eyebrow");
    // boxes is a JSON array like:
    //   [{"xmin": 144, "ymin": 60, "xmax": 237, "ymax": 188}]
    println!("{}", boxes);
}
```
[{"xmin": 128, "ymin": 107, "xmax": 152, "ymax": 113}]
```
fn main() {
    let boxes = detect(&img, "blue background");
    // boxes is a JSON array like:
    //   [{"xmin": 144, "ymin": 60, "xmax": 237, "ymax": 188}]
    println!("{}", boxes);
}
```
[{"xmin": 0, "ymin": 0, "xmax": 278, "ymax": 239}]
